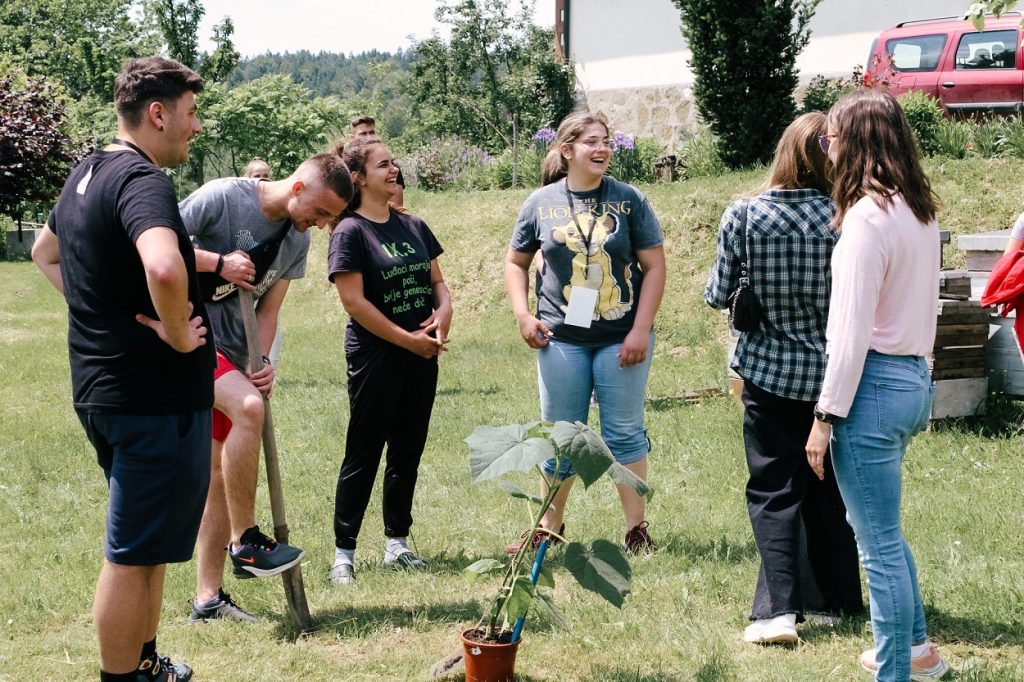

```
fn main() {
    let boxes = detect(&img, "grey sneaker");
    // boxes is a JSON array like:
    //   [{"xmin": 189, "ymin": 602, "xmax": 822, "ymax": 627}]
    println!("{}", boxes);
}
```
[
  {"xmin": 189, "ymin": 588, "xmax": 257, "ymax": 623},
  {"xmin": 382, "ymin": 548, "xmax": 427, "ymax": 569},
  {"xmin": 329, "ymin": 562, "xmax": 355, "ymax": 585}
]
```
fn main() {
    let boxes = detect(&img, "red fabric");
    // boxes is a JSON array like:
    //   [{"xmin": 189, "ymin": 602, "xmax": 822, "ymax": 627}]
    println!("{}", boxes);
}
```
[
  {"xmin": 980, "ymin": 250, "xmax": 1024, "ymax": 347},
  {"xmin": 211, "ymin": 350, "xmax": 237, "ymax": 441}
]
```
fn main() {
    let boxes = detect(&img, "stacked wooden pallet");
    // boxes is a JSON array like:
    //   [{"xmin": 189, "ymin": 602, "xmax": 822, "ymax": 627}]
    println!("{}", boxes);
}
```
[{"xmin": 929, "ymin": 293, "xmax": 990, "ymax": 419}]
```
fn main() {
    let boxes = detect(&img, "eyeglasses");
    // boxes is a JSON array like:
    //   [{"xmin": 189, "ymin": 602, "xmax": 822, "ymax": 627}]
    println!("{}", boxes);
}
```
[
  {"xmin": 576, "ymin": 137, "xmax": 612, "ymax": 149},
  {"xmin": 817, "ymin": 134, "xmax": 836, "ymax": 154}
]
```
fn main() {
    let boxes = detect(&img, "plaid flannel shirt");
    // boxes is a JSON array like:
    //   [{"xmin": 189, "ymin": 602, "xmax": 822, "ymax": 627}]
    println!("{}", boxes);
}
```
[{"xmin": 705, "ymin": 189, "xmax": 836, "ymax": 402}]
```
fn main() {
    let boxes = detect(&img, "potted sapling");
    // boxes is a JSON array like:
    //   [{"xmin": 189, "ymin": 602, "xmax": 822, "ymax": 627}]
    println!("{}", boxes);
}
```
[{"xmin": 459, "ymin": 420, "xmax": 653, "ymax": 682}]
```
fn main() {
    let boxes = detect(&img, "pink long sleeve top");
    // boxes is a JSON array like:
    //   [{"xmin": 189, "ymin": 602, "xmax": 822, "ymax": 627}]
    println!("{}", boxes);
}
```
[{"xmin": 817, "ymin": 193, "xmax": 939, "ymax": 417}]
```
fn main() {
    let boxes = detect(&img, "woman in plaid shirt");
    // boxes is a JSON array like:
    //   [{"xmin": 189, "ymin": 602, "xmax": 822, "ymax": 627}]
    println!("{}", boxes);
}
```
[{"xmin": 706, "ymin": 112, "xmax": 863, "ymax": 645}]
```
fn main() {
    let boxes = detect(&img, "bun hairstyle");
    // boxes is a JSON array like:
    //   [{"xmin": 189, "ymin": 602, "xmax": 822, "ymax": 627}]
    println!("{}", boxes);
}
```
[
  {"xmin": 540, "ymin": 111, "xmax": 611, "ymax": 186},
  {"xmin": 827, "ymin": 89, "xmax": 938, "ymax": 228}
]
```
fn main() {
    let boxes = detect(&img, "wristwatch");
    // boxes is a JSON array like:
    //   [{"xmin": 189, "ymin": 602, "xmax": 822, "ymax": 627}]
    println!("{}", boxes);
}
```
[{"xmin": 813, "ymin": 404, "xmax": 837, "ymax": 424}]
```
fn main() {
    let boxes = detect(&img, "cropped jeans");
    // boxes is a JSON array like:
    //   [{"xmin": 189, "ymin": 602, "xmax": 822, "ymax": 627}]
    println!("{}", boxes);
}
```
[
  {"xmin": 830, "ymin": 352, "xmax": 933, "ymax": 682},
  {"xmin": 537, "ymin": 333, "xmax": 654, "ymax": 476}
]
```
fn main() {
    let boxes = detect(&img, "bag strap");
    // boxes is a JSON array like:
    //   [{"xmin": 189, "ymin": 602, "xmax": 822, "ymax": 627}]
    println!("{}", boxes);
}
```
[{"xmin": 736, "ymin": 200, "xmax": 751, "ymax": 287}]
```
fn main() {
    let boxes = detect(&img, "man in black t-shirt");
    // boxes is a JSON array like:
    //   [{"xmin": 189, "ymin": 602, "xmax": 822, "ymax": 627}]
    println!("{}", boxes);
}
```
[{"xmin": 32, "ymin": 57, "xmax": 211, "ymax": 682}]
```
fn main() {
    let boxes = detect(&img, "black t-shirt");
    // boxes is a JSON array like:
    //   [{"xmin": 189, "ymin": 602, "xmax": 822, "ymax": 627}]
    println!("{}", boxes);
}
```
[
  {"xmin": 48, "ymin": 150, "xmax": 215, "ymax": 413},
  {"xmin": 327, "ymin": 210, "xmax": 443, "ymax": 353}
]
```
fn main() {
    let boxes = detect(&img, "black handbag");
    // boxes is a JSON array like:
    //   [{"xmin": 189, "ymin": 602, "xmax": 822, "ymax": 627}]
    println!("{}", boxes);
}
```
[{"xmin": 727, "ymin": 200, "xmax": 762, "ymax": 332}]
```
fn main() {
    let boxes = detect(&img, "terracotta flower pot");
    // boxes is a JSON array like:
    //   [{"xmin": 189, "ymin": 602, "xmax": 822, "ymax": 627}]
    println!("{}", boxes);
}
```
[{"xmin": 460, "ymin": 627, "xmax": 520, "ymax": 682}]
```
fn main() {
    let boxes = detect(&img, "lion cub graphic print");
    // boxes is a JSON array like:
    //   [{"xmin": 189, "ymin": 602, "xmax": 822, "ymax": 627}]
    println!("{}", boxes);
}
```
[{"xmin": 552, "ymin": 210, "xmax": 634, "ymax": 321}]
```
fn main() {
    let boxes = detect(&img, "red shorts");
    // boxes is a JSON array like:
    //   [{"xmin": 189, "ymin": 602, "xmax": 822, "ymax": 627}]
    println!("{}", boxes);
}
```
[{"xmin": 212, "ymin": 350, "xmax": 238, "ymax": 441}]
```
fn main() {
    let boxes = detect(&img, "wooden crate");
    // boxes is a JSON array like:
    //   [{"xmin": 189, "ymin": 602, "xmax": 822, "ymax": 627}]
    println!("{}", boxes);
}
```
[{"xmin": 931, "ymin": 377, "xmax": 988, "ymax": 418}]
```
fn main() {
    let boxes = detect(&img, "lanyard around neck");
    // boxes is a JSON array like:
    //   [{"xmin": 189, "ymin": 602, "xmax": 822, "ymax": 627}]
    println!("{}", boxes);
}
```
[
  {"xmin": 564, "ymin": 178, "xmax": 606, "ymax": 267},
  {"xmin": 111, "ymin": 138, "xmax": 155, "ymax": 166}
]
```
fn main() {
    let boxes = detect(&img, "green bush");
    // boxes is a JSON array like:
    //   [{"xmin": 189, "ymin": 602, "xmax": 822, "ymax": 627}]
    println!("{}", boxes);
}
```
[
  {"xmin": 489, "ymin": 145, "xmax": 543, "ymax": 189},
  {"xmin": 1001, "ymin": 115, "xmax": 1024, "ymax": 157},
  {"xmin": 971, "ymin": 120, "xmax": 1006, "ymax": 158},
  {"xmin": 679, "ymin": 128, "xmax": 727, "ymax": 179},
  {"xmin": 897, "ymin": 90, "xmax": 944, "ymax": 155},
  {"xmin": 675, "ymin": 0, "xmax": 817, "ymax": 168},
  {"xmin": 607, "ymin": 133, "xmax": 662, "ymax": 184},
  {"xmin": 933, "ymin": 119, "xmax": 972, "ymax": 159},
  {"xmin": 799, "ymin": 70, "xmax": 862, "ymax": 114}
]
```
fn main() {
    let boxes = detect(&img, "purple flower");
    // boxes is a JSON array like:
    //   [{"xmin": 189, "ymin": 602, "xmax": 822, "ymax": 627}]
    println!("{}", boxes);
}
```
[
  {"xmin": 532, "ymin": 127, "xmax": 556, "ymax": 144},
  {"xmin": 611, "ymin": 130, "xmax": 635, "ymax": 153}
]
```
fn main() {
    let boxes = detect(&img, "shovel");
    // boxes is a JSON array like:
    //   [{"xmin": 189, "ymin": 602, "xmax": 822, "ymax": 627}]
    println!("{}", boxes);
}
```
[{"xmin": 238, "ymin": 289, "xmax": 313, "ymax": 633}]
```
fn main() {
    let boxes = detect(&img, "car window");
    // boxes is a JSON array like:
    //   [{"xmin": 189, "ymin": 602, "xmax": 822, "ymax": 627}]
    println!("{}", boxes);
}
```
[
  {"xmin": 885, "ymin": 34, "xmax": 946, "ymax": 72},
  {"xmin": 955, "ymin": 29, "xmax": 1017, "ymax": 69}
]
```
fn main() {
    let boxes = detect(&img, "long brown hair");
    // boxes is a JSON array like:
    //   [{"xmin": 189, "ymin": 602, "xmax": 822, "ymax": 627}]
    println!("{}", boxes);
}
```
[
  {"xmin": 541, "ymin": 111, "xmax": 610, "ymax": 186},
  {"xmin": 334, "ymin": 134, "xmax": 385, "ymax": 213},
  {"xmin": 828, "ymin": 89, "xmax": 937, "ymax": 227},
  {"xmin": 758, "ymin": 112, "xmax": 831, "ymax": 194}
]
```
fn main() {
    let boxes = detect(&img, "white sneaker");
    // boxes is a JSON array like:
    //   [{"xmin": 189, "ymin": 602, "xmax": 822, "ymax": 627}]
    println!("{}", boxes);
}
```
[
  {"xmin": 329, "ymin": 561, "xmax": 355, "ymax": 585},
  {"xmin": 743, "ymin": 613, "xmax": 798, "ymax": 644},
  {"xmin": 859, "ymin": 643, "xmax": 950, "ymax": 681}
]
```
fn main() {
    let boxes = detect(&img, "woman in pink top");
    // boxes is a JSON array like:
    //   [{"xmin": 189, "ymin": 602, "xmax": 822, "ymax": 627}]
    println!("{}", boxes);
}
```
[{"xmin": 805, "ymin": 90, "xmax": 948, "ymax": 681}]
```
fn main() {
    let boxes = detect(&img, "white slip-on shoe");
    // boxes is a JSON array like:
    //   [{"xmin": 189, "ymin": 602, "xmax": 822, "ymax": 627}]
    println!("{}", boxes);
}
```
[{"xmin": 742, "ymin": 613, "xmax": 798, "ymax": 644}]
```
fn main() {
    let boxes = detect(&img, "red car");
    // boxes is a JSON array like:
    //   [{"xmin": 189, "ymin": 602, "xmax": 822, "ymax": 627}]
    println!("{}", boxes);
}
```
[{"xmin": 867, "ymin": 13, "xmax": 1023, "ymax": 113}]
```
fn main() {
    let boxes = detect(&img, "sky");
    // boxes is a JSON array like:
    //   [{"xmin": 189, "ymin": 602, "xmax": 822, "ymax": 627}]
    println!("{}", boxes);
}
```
[{"xmin": 197, "ymin": 0, "xmax": 555, "ymax": 58}]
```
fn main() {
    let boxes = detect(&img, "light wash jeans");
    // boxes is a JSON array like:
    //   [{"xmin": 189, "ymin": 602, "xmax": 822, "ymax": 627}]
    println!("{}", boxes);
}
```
[
  {"xmin": 537, "ymin": 333, "xmax": 654, "ymax": 477},
  {"xmin": 830, "ymin": 352, "xmax": 934, "ymax": 682}
]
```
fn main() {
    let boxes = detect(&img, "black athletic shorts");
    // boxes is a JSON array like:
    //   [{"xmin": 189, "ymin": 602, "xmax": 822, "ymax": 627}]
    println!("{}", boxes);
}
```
[{"xmin": 77, "ymin": 410, "xmax": 212, "ymax": 565}]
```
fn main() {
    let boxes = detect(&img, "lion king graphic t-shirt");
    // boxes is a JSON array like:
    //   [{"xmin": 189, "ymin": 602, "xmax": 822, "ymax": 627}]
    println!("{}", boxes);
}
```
[
  {"xmin": 328, "ymin": 210, "xmax": 444, "ymax": 354},
  {"xmin": 510, "ymin": 177, "xmax": 663, "ymax": 347}
]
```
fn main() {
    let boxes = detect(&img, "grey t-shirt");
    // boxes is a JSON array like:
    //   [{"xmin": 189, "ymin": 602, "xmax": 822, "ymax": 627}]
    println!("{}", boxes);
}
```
[
  {"xmin": 179, "ymin": 177, "xmax": 310, "ymax": 370},
  {"xmin": 510, "ymin": 177, "xmax": 664, "ymax": 346}
]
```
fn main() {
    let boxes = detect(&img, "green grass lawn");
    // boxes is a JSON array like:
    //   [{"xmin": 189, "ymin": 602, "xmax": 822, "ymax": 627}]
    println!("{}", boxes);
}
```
[{"xmin": 2, "ymin": 158, "xmax": 1023, "ymax": 681}]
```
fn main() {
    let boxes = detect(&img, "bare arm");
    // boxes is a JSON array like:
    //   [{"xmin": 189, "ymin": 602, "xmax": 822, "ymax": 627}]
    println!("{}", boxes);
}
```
[
  {"xmin": 619, "ymin": 245, "xmax": 666, "ymax": 368},
  {"xmin": 134, "ymin": 227, "xmax": 207, "ymax": 353},
  {"xmin": 193, "ymin": 248, "xmax": 256, "ymax": 290},
  {"xmin": 503, "ymin": 247, "xmax": 550, "ymax": 349},
  {"xmin": 245, "ymin": 278, "xmax": 290, "ymax": 395},
  {"xmin": 419, "ymin": 259, "xmax": 452, "ymax": 349},
  {"xmin": 334, "ymin": 271, "xmax": 445, "ymax": 359},
  {"xmin": 31, "ymin": 225, "xmax": 63, "ymax": 294}
]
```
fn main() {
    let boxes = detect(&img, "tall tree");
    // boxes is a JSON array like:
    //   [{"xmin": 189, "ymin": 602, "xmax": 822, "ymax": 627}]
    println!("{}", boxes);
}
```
[
  {"xmin": 0, "ymin": 0, "xmax": 159, "ymax": 100},
  {"xmin": 675, "ymin": 0, "xmax": 820, "ymax": 168},
  {"xmin": 409, "ymin": 0, "xmax": 574, "ymax": 151},
  {"xmin": 151, "ymin": 0, "xmax": 204, "ymax": 68},
  {"xmin": 201, "ymin": 17, "xmax": 240, "ymax": 83}
]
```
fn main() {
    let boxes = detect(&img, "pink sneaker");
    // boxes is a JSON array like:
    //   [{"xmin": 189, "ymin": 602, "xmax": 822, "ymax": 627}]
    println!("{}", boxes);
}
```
[{"xmin": 859, "ymin": 643, "xmax": 950, "ymax": 681}]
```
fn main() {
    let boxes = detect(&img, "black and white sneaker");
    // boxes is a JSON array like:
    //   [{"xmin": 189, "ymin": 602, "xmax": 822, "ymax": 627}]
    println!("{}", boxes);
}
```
[
  {"xmin": 189, "ymin": 588, "xmax": 257, "ymax": 623},
  {"xmin": 229, "ymin": 525, "xmax": 304, "ymax": 579},
  {"xmin": 137, "ymin": 654, "xmax": 192, "ymax": 682},
  {"xmin": 382, "ymin": 548, "xmax": 427, "ymax": 570}
]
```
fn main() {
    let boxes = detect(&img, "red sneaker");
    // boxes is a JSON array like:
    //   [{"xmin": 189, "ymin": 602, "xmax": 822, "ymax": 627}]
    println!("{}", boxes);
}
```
[
  {"xmin": 504, "ymin": 523, "xmax": 565, "ymax": 555},
  {"xmin": 625, "ymin": 521, "xmax": 655, "ymax": 555}
]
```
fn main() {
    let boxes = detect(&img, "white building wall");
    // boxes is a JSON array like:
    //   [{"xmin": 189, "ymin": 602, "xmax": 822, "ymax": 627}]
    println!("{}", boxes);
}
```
[{"xmin": 570, "ymin": 0, "xmax": 970, "ymax": 144}]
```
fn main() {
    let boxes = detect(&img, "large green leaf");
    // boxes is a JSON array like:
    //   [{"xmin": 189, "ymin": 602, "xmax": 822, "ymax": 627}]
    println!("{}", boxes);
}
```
[
  {"xmin": 564, "ymin": 540, "xmax": 632, "ymax": 608},
  {"xmin": 608, "ymin": 462, "xmax": 655, "ymax": 501},
  {"xmin": 464, "ymin": 558, "xmax": 504, "ymax": 581},
  {"xmin": 505, "ymin": 575, "xmax": 536, "ymax": 621},
  {"xmin": 466, "ymin": 425, "xmax": 555, "ymax": 483},
  {"xmin": 536, "ymin": 562, "xmax": 555, "ymax": 589},
  {"xmin": 550, "ymin": 421, "xmax": 614, "ymax": 488},
  {"xmin": 536, "ymin": 587, "xmax": 570, "ymax": 630},
  {"xmin": 496, "ymin": 480, "xmax": 548, "ymax": 507}
]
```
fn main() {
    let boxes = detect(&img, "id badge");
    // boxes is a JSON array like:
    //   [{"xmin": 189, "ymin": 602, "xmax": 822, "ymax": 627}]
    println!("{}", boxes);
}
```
[{"xmin": 565, "ymin": 286, "xmax": 598, "ymax": 327}]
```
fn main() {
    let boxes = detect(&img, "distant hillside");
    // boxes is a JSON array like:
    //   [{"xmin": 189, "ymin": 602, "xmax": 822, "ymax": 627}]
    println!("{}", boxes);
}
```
[{"xmin": 228, "ymin": 49, "xmax": 416, "ymax": 98}]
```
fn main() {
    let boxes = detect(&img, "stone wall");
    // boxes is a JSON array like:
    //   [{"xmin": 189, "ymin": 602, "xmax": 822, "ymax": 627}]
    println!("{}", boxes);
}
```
[{"xmin": 580, "ymin": 85, "xmax": 699, "ymax": 149}]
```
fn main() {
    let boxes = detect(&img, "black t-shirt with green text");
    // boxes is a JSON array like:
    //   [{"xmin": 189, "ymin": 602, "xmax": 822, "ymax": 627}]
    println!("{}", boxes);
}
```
[{"xmin": 328, "ymin": 210, "xmax": 443, "ymax": 354}]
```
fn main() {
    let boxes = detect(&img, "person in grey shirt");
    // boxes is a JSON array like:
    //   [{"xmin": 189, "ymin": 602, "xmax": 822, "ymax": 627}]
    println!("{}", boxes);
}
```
[{"xmin": 180, "ymin": 153, "xmax": 353, "ymax": 622}]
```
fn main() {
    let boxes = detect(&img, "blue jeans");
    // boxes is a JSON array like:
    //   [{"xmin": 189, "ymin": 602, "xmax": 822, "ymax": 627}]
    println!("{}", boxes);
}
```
[
  {"xmin": 830, "ymin": 352, "xmax": 933, "ymax": 682},
  {"xmin": 537, "ymin": 333, "xmax": 653, "ymax": 477}
]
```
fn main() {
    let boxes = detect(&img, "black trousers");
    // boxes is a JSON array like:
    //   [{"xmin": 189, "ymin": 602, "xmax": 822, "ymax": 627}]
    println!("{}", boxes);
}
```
[
  {"xmin": 742, "ymin": 380, "xmax": 864, "ymax": 620},
  {"xmin": 333, "ymin": 344, "xmax": 438, "ymax": 550}
]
